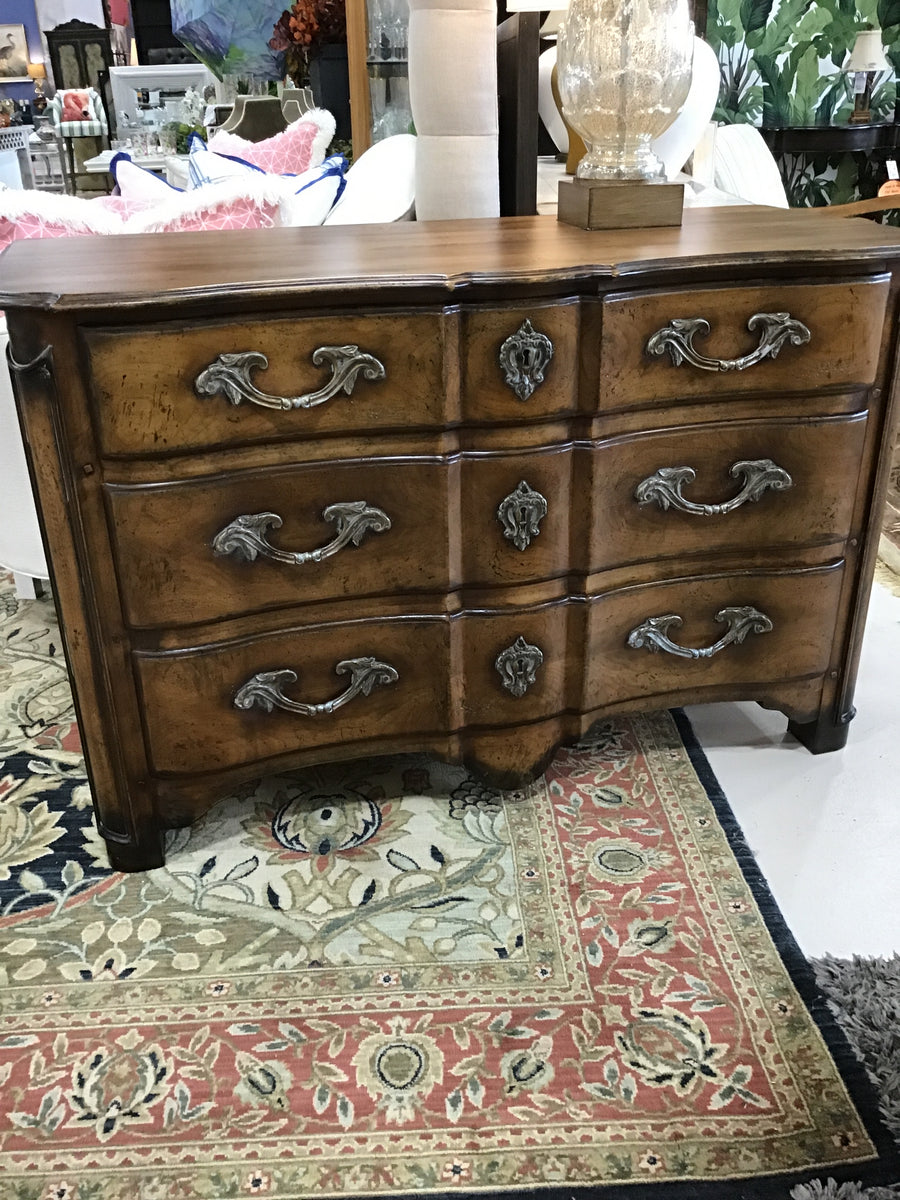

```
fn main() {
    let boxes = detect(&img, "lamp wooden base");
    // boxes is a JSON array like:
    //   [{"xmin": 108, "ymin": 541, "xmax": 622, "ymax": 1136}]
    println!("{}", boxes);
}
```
[{"xmin": 557, "ymin": 178, "xmax": 685, "ymax": 230}]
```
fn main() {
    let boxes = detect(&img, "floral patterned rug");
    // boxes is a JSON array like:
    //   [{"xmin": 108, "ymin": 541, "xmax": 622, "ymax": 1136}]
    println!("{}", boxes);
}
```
[{"xmin": 1, "ymin": 574, "xmax": 898, "ymax": 1200}]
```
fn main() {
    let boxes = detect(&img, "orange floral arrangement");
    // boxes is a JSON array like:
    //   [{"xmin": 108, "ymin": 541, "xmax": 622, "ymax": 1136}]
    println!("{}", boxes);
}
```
[{"xmin": 270, "ymin": 0, "xmax": 346, "ymax": 84}]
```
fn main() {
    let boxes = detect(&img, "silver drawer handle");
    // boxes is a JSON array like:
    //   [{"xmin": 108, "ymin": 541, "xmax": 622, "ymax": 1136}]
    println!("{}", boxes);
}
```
[
  {"xmin": 627, "ymin": 606, "xmax": 773, "ymax": 660},
  {"xmin": 234, "ymin": 657, "xmax": 399, "ymax": 718},
  {"xmin": 495, "ymin": 635, "xmax": 544, "ymax": 697},
  {"xmin": 635, "ymin": 459, "xmax": 792, "ymax": 516},
  {"xmin": 645, "ymin": 312, "xmax": 811, "ymax": 373},
  {"xmin": 213, "ymin": 503, "xmax": 391, "ymax": 566},
  {"xmin": 499, "ymin": 319, "xmax": 554, "ymax": 401},
  {"xmin": 194, "ymin": 345, "xmax": 386, "ymax": 411},
  {"xmin": 497, "ymin": 480, "xmax": 548, "ymax": 550}
]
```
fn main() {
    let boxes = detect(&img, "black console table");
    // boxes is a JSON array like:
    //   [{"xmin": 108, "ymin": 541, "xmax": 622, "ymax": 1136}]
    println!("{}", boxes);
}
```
[
  {"xmin": 759, "ymin": 123, "xmax": 900, "ymax": 206},
  {"xmin": 759, "ymin": 123, "xmax": 900, "ymax": 156}
]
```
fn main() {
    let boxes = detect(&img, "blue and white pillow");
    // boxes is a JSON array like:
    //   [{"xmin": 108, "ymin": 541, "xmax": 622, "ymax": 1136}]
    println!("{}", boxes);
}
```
[
  {"xmin": 110, "ymin": 151, "xmax": 184, "ymax": 200},
  {"xmin": 186, "ymin": 133, "xmax": 266, "ymax": 189},
  {"xmin": 280, "ymin": 156, "xmax": 347, "ymax": 226},
  {"xmin": 187, "ymin": 134, "xmax": 346, "ymax": 226}
]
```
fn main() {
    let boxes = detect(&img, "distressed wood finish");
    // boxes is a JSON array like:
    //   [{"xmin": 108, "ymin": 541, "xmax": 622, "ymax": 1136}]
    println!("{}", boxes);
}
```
[
  {"xmin": 601, "ymin": 278, "xmax": 889, "ymax": 408},
  {"xmin": 3, "ymin": 209, "xmax": 900, "ymax": 870},
  {"xmin": 84, "ymin": 312, "xmax": 447, "ymax": 455}
]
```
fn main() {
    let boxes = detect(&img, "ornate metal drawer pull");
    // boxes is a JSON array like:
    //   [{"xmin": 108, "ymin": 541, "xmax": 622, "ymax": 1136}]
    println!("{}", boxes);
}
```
[
  {"xmin": 499, "ymin": 319, "xmax": 554, "ymax": 401},
  {"xmin": 627, "ymin": 606, "xmax": 773, "ymax": 660},
  {"xmin": 213, "ymin": 503, "xmax": 391, "ymax": 566},
  {"xmin": 635, "ymin": 459, "xmax": 793, "ymax": 516},
  {"xmin": 645, "ymin": 312, "xmax": 811, "ymax": 373},
  {"xmin": 194, "ymin": 345, "xmax": 386, "ymax": 411},
  {"xmin": 234, "ymin": 657, "xmax": 399, "ymax": 718},
  {"xmin": 497, "ymin": 480, "xmax": 548, "ymax": 550},
  {"xmin": 495, "ymin": 636, "xmax": 544, "ymax": 697}
]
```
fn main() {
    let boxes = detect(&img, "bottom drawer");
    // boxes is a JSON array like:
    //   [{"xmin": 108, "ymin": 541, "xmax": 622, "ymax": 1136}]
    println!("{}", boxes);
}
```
[
  {"xmin": 135, "ymin": 562, "xmax": 844, "ymax": 776},
  {"xmin": 135, "ymin": 603, "xmax": 575, "ymax": 775},
  {"xmin": 585, "ymin": 561, "xmax": 844, "ymax": 708}
]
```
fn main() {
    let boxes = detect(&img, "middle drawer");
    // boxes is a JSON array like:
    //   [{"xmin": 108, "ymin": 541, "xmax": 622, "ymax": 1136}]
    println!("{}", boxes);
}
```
[{"xmin": 106, "ymin": 411, "xmax": 866, "ymax": 629}]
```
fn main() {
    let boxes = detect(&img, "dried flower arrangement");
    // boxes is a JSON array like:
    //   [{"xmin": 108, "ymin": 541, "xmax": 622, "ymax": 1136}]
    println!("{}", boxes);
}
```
[{"xmin": 269, "ymin": 0, "xmax": 347, "ymax": 85}]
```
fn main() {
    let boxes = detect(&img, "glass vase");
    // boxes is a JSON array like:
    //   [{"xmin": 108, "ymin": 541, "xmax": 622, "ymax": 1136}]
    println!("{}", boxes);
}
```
[{"xmin": 557, "ymin": 0, "xmax": 693, "ymax": 181}]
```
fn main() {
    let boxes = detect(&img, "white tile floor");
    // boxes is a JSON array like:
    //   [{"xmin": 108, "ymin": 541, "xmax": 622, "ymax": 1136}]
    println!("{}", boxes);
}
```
[{"xmin": 686, "ymin": 576, "xmax": 900, "ymax": 960}]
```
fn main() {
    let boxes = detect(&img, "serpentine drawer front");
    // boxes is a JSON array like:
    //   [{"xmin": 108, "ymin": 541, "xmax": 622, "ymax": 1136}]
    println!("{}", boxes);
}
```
[
  {"xmin": 4, "ymin": 211, "xmax": 899, "ymax": 870},
  {"xmin": 85, "ymin": 311, "xmax": 445, "ymax": 456},
  {"xmin": 135, "ymin": 617, "xmax": 451, "ymax": 775},
  {"xmin": 458, "ymin": 300, "xmax": 579, "ymax": 423},
  {"xmin": 591, "ymin": 413, "xmax": 868, "ymax": 568},
  {"xmin": 105, "ymin": 458, "xmax": 453, "ymax": 628},
  {"xmin": 584, "ymin": 562, "xmax": 845, "ymax": 709},
  {"xmin": 600, "ymin": 278, "xmax": 889, "ymax": 409}
]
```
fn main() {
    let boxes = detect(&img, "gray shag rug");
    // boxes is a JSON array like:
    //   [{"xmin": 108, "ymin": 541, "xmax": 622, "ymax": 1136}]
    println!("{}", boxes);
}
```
[{"xmin": 790, "ymin": 956, "xmax": 900, "ymax": 1200}]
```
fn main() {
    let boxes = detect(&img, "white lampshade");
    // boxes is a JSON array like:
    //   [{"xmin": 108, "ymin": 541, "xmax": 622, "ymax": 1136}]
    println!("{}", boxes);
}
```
[{"xmin": 846, "ymin": 29, "xmax": 890, "ymax": 72}]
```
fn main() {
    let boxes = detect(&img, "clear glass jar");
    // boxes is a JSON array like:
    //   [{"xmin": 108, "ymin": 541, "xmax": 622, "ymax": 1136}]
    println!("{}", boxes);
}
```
[{"xmin": 557, "ymin": 0, "xmax": 693, "ymax": 181}]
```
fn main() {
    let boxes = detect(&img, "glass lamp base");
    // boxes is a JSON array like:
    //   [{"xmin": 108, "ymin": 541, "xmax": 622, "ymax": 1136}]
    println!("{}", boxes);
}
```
[{"xmin": 575, "ymin": 137, "xmax": 665, "ymax": 182}]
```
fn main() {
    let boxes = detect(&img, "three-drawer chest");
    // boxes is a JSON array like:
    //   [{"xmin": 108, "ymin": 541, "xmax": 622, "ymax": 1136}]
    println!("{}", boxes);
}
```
[{"xmin": 3, "ymin": 209, "xmax": 899, "ymax": 870}]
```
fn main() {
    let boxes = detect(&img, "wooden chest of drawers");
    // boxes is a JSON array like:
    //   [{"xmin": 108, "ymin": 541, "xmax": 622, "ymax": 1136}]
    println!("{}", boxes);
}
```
[{"xmin": 3, "ymin": 209, "xmax": 899, "ymax": 871}]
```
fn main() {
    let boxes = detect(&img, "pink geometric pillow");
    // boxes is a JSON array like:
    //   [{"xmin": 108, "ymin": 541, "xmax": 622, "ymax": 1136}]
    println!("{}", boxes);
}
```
[
  {"xmin": 0, "ymin": 190, "xmax": 122, "ymax": 255},
  {"xmin": 208, "ymin": 108, "xmax": 335, "ymax": 176},
  {"xmin": 121, "ymin": 178, "xmax": 283, "ymax": 234},
  {"xmin": 93, "ymin": 194, "xmax": 157, "ymax": 221}
]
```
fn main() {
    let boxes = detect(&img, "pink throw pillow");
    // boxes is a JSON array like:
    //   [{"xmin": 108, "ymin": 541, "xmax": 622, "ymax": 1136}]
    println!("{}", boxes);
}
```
[
  {"xmin": 0, "ymin": 191, "xmax": 122, "ymax": 254},
  {"xmin": 93, "ymin": 194, "xmax": 157, "ymax": 221},
  {"xmin": 61, "ymin": 90, "xmax": 91, "ymax": 122},
  {"xmin": 156, "ymin": 196, "xmax": 279, "ymax": 233},
  {"xmin": 208, "ymin": 108, "xmax": 335, "ymax": 176},
  {"xmin": 122, "ymin": 179, "xmax": 282, "ymax": 234}
]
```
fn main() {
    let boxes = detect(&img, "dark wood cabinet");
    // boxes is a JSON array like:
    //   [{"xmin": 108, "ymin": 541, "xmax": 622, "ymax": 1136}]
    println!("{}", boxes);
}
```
[
  {"xmin": 3, "ymin": 209, "xmax": 899, "ymax": 871},
  {"xmin": 46, "ymin": 19, "xmax": 113, "ymax": 92}
]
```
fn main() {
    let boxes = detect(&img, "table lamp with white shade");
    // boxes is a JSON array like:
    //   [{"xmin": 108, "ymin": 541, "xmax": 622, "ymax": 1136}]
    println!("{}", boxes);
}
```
[
  {"xmin": 845, "ymin": 28, "xmax": 890, "ymax": 125},
  {"xmin": 26, "ymin": 62, "xmax": 46, "ymax": 113}
]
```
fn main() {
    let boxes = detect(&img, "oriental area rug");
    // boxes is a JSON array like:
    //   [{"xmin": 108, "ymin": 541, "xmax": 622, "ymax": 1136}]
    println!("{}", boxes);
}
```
[{"xmin": 0, "ymin": 573, "xmax": 898, "ymax": 1200}]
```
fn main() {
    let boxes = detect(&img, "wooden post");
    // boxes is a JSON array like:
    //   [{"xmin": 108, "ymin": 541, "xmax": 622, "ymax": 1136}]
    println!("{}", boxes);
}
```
[{"xmin": 346, "ymin": 0, "xmax": 372, "ymax": 157}]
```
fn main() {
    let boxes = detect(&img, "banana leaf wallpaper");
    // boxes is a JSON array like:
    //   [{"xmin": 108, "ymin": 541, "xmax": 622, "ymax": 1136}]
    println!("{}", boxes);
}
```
[{"xmin": 707, "ymin": 0, "xmax": 900, "ymax": 205}]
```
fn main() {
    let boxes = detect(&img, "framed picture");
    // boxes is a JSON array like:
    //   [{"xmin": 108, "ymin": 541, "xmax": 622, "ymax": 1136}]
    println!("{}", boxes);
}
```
[{"xmin": 0, "ymin": 24, "xmax": 30, "ymax": 81}]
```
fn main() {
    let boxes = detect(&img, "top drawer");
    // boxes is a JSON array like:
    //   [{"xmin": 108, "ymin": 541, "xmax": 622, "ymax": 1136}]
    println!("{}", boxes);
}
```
[
  {"xmin": 83, "ymin": 310, "xmax": 446, "ymax": 457},
  {"xmin": 599, "ymin": 277, "xmax": 889, "ymax": 410}
]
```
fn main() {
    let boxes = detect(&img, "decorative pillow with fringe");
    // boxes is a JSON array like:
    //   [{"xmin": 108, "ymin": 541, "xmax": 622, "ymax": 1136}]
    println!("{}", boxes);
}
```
[
  {"xmin": 208, "ymin": 109, "xmax": 336, "ymax": 176},
  {"xmin": 0, "ymin": 188, "xmax": 124, "ymax": 255},
  {"xmin": 120, "ymin": 175, "xmax": 285, "ymax": 235}
]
